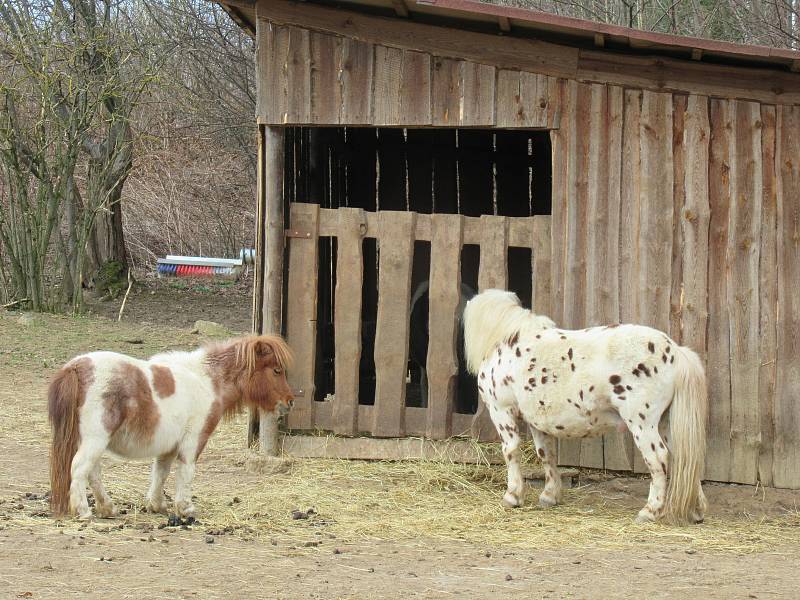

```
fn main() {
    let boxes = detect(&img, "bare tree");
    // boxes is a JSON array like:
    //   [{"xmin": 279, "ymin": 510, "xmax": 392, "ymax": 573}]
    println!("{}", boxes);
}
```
[{"xmin": 0, "ymin": 0, "xmax": 158, "ymax": 310}]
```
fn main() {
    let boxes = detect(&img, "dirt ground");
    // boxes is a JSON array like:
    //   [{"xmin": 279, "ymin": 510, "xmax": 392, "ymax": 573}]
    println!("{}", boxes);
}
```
[{"xmin": 1, "ymin": 280, "xmax": 799, "ymax": 599}]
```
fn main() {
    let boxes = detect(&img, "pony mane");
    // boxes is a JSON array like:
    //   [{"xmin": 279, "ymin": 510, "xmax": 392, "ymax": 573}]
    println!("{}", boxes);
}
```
[
  {"xmin": 237, "ymin": 334, "xmax": 294, "ymax": 374},
  {"xmin": 463, "ymin": 289, "xmax": 555, "ymax": 374},
  {"xmin": 205, "ymin": 334, "xmax": 294, "ymax": 377}
]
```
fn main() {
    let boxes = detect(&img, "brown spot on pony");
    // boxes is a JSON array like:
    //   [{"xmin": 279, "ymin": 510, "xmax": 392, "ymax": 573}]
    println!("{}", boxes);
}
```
[{"xmin": 151, "ymin": 365, "xmax": 176, "ymax": 398}]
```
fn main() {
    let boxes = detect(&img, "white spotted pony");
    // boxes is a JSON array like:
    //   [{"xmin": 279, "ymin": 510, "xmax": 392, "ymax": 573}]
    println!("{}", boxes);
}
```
[
  {"xmin": 48, "ymin": 335, "xmax": 294, "ymax": 519},
  {"xmin": 464, "ymin": 289, "xmax": 707, "ymax": 524}
]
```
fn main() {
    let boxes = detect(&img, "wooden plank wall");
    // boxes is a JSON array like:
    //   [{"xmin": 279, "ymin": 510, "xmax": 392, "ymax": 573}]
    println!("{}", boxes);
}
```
[
  {"xmin": 262, "ymin": 20, "xmax": 800, "ymax": 487},
  {"xmin": 284, "ymin": 205, "xmax": 552, "ymax": 441},
  {"xmin": 257, "ymin": 23, "xmax": 559, "ymax": 129},
  {"xmin": 548, "ymin": 83, "xmax": 798, "ymax": 487}
]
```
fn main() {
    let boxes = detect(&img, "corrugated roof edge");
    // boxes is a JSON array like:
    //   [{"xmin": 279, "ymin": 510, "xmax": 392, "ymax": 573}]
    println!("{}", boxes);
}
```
[
  {"xmin": 216, "ymin": 0, "xmax": 800, "ymax": 70},
  {"xmin": 425, "ymin": 0, "xmax": 800, "ymax": 65}
]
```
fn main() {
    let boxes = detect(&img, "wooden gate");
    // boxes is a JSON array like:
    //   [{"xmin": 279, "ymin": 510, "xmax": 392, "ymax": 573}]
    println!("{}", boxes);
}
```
[{"xmin": 284, "ymin": 203, "xmax": 551, "ymax": 441}]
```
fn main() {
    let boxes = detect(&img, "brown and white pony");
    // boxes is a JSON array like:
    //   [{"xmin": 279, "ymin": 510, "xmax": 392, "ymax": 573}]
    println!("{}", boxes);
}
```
[
  {"xmin": 464, "ymin": 290, "xmax": 708, "ymax": 525},
  {"xmin": 48, "ymin": 335, "xmax": 294, "ymax": 519}
]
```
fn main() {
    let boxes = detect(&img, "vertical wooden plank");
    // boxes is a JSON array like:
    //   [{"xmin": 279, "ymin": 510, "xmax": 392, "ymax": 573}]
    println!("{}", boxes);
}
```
[
  {"xmin": 262, "ymin": 127, "xmax": 287, "ymax": 336},
  {"xmin": 471, "ymin": 215, "xmax": 508, "ymax": 441},
  {"xmin": 706, "ymin": 98, "xmax": 734, "ymax": 482},
  {"xmin": 549, "ymin": 79, "xmax": 574, "ymax": 328},
  {"xmin": 432, "ymin": 57, "xmax": 460, "ymax": 126},
  {"xmin": 558, "ymin": 82, "xmax": 592, "ymax": 467},
  {"xmin": 727, "ymin": 100, "xmax": 763, "ymax": 484},
  {"xmin": 635, "ymin": 91, "xmax": 674, "ymax": 473},
  {"xmin": 372, "ymin": 211, "xmax": 417, "ymax": 437},
  {"xmin": 310, "ymin": 32, "xmax": 341, "ymax": 124},
  {"xmin": 372, "ymin": 47, "xmax": 430, "ymax": 126},
  {"xmin": 332, "ymin": 208, "xmax": 366, "ymax": 436},
  {"xmin": 257, "ymin": 22, "xmax": 290, "ymax": 124},
  {"xmin": 400, "ymin": 50, "xmax": 432, "ymax": 125},
  {"xmin": 373, "ymin": 46, "xmax": 403, "ymax": 125},
  {"xmin": 248, "ymin": 127, "xmax": 267, "ymax": 446},
  {"xmin": 426, "ymin": 214, "xmax": 464, "ymax": 439},
  {"xmin": 252, "ymin": 126, "xmax": 287, "ymax": 454},
  {"xmin": 619, "ymin": 89, "xmax": 642, "ymax": 328},
  {"xmin": 477, "ymin": 216, "xmax": 508, "ymax": 291},
  {"xmin": 617, "ymin": 88, "xmax": 642, "ymax": 471},
  {"xmin": 285, "ymin": 203, "xmax": 320, "ymax": 430},
  {"xmin": 758, "ymin": 105, "xmax": 777, "ymax": 487},
  {"xmin": 339, "ymin": 38, "xmax": 373, "ymax": 124},
  {"xmin": 597, "ymin": 85, "xmax": 630, "ymax": 471},
  {"xmin": 580, "ymin": 84, "xmax": 611, "ymax": 469},
  {"xmin": 531, "ymin": 216, "xmax": 552, "ymax": 318},
  {"xmin": 496, "ymin": 71, "xmax": 550, "ymax": 129},
  {"xmin": 670, "ymin": 95, "xmax": 687, "ymax": 343},
  {"xmin": 460, "ymin": 62, "xmax": 495, "ymax": 126},
  {"xmin": 285, "ymin": 27, "xmax": 311, "ymax": 123},
  {"xmin": 773, "ymin": 105, "xmax": 800, "ymax": 489},
  {"xmin": 679, "ymin": 96, "xmax": 711, "ymax": 478},
  {"xmin": 637, "ymin": 91, "xmax": 674, "ymax": 335}
]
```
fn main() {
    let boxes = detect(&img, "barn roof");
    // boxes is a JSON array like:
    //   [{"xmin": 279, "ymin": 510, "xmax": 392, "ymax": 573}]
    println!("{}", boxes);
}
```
[{"xmin": 219, "ymin": 0, "xmax": 800, "ymax": 73}]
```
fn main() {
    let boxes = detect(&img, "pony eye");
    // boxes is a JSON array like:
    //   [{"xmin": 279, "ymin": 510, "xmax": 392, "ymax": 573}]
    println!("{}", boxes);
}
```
[{"xmin": 273, "ymin": 368, "xmax": 282, "ymax": 375}]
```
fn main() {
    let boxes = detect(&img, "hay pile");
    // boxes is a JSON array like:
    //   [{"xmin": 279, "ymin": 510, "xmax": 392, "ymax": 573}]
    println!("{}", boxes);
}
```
[{"xmin": 4, "ymin": 414, "xmax": 798, "ymax": 556}]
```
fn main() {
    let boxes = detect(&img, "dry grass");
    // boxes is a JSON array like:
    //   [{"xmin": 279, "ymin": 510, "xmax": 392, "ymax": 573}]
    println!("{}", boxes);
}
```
[{"xmin": 1, "ymin": 309, "xmax": 799, "ymax": 558}]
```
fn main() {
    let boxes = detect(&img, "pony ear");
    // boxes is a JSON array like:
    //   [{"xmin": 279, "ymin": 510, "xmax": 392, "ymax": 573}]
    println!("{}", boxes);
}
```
[{"xmin": 255, "ymin": 341, "xmax": 274, "ymax": 357}]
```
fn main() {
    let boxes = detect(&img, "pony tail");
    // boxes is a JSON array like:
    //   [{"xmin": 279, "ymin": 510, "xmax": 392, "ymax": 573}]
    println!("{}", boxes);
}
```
[
  {"xmin": 48, "ymin": 367, "xmax": 83, "ymax": 516},
  {"xmin": 664, "ymin": 346, "xmax": 708, "ymax": 524}
]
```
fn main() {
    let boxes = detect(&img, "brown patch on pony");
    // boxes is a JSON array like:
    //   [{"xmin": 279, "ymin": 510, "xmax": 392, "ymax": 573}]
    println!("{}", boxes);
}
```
[
  {"xmin": 537, "ymin": 448, "xmax": 545, "ymax": 458},
  {"xmin": 48, "ymin": 357, "xmax": 95, "ymax": 516},
  {"xmin": 150, "ymin": 365, "xmax": 176, "ymax": 398},
  {"xmin": 508, "ymin": 331, "xmax": 520, "ymax": 346},
  {"xmin": 195, "ymin": 399, "xmax": 224, "ymax": 460},
  {"xmin": 648, "ymin": 342, "xmax": 655, "ymax": 353},
  {"xmin": 609, "ymin": 374, "xmax": 621, "ymax": 384},
  {"xmin": 102, "ymin": 362, "xmax": 161, "ymax": 440}
]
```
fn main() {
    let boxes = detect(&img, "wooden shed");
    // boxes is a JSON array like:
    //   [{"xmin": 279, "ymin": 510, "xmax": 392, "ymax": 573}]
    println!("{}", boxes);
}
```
[{"xmin": 217, "ymin": 0, "xmax": 800, "ymax": 489}]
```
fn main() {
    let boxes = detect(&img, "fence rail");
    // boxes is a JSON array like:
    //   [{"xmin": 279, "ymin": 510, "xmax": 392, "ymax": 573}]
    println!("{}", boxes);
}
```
[{"xmin": 284, "ymin": 202, "xmax": 552, "ymax": 441}]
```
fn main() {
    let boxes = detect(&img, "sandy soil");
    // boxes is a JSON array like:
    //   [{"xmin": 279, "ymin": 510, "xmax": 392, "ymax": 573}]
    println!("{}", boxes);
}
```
[{"xmin": 1, "ymin": 288, "xmax": 798, "ymax": 599}]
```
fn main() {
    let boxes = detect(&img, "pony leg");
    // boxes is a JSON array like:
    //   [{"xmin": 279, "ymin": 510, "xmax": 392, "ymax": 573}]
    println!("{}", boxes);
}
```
[
  {"xmin": 173, "ymin": 457, "xmax": 197, "ymax": 518},
  {"xmin": 89, "ymin": 461, "xmax": 117, "ymax": 518},
  {"xmin": 69, "ymin": 440, "xmax": 107, "ymax": 519},
  {"xmin": 488, "ymin": 405, "xmax": 525, "ymax": 508},
  {"xmin": 146, "ymin": 451, "xmax": 176, "ymax": 514},
  {"xmin": 530, "ymin": 427, "xmax": 562, "ymax": 507},
  {"xmin": 630, "ymin": 422, "xmax": 670, "ymax": 523}
]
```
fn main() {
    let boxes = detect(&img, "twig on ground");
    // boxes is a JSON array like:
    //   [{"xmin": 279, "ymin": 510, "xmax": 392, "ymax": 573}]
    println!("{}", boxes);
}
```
[{"xmin": 117, "ymin": 270, "xmax": 134, "ymax": 322}]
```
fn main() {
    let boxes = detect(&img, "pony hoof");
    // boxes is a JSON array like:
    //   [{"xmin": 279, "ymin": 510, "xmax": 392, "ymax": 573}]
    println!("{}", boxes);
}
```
[
  {"xmin": 538, "ymin": 495, "xmax": 558, "ymax": 508},
  {"xmin": 146, "ymin": 501, "xmax": 167, "ymax": 515},
  {"xmin": 176, "ymin": 502, "xmax": 196, "ymax": 518},
  {"xmin": 76, "ymin": 509, "xmax": 93, "ymax": 521},
  {"xmin": 502, "ymin": 492, "xmax": 521, "ymax": 508},
  {"xmin": 95, "ymin": 504, "xmax": 118, "ymax": 518},
  {"xmin": 635, "ymin": 512, "xmax": 655, "ymax": 524}
]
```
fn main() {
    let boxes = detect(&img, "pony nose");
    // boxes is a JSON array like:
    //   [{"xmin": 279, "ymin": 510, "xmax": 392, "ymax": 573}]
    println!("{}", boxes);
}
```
[{"xmin": 288, "ymin": 398, "xmax": 295, "ymax": 409}]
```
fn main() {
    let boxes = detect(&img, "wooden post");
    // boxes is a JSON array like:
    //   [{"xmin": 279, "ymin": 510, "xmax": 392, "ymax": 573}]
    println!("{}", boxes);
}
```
[{"xmin": 248, "ymin": 126, "xmax": 286, "ymax": 453}]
